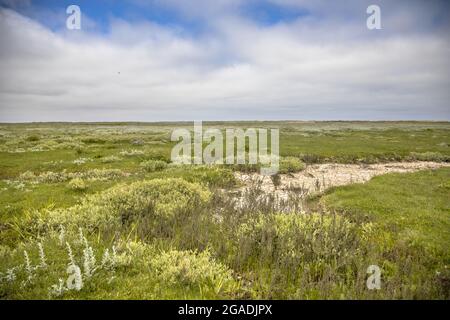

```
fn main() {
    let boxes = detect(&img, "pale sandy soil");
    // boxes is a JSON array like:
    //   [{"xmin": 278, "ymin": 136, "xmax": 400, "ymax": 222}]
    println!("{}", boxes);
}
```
[{"xmin": 234, "ymin": 162, "xmax": 450, "ymax": 202}]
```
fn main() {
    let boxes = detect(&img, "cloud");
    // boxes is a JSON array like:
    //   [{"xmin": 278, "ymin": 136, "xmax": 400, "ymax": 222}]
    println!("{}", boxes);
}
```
[{"xmin": 0, "ymin": 1, "xmax": 449, "ymax": 122}]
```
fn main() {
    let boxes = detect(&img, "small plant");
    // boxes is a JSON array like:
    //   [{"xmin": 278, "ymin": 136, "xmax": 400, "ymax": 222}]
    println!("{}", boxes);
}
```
[
  {"xmin": 19, "ymin": 171, "xmax": 36, "ymax": 180},
  {"xmin": 140, "ymin": 159, "xmax": 168, "ymax": 172},
  {"xmin": 131, "ymin": 139, "xmax": 144, "ymax": 145},
  {"xmin": 26, "ymin": 135, "xmax": 40, "ymax": 142},
  {"xmin": 58, "ymin": 225, "xmax": 66, "ymax": 245},
  {"xmin": 68, "ymin": 178, "xmax": 87, "ymax": 191},
  {"xmin": 120, "ymin": 149, "xmax": 145, "ymax": 157},
  {"xmin": 101, "ymin": 249, "xmax": 112, "ymax": 269},
  {"xmin": 38, "ymin": 243, "xmax": 47, "ymax": 268},
  {"xmin": 18, "ymin": 169, "xmax": 127, "ymax": 184},
  {"xmin": 66, "ymin": 242, "xmax": 76, "ymax": 267},
  {"xmin": 5, "ymin": 268, "xmax": 17, "ymax": 283},
  {"xmin": 279, "ymin": 157, "xmax": 305, "ymax": 173},
  {"xmin": 271, "ymin": 174, "xmax": 281, "ymax": 187},
  {"xmin": 23, "ymin": 250, "xmax": 34, "ymax": 282},
  {"xmin": 408, "ymin": 152, "xmax": 449, "ymax": 162},
  {"xmin": 101, "ymin": 155, "xmax": 122, "ymax": 163},
  {"xmin": 82, "ymin": 241, "xmax": 96, "ymax": 278},
  {"xmin": 150, "ymin": 249, "xmax": 235, "ymax": 290},
  {"xmin": 49, "ymin": 279, "xmax": 68, "ymax": 297},
  {"xmin": 299, "ymin": 153, "xmax": 322, "ymax": 164},
  {"xmin": 73, "ymin": 157, "xmax": 91, "ymax": 165}
]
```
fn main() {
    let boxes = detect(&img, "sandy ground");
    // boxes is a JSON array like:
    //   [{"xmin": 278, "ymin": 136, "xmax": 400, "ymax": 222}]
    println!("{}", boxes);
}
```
[{"xmin": 234, "ymin": 161, "xmax": 450, "ymax": 201}]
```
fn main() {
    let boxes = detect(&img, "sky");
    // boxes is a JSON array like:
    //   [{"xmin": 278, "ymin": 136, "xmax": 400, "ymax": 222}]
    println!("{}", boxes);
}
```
[{"xmin": 0, "ymin": 0, "xmax": 449, "ymax": 122}]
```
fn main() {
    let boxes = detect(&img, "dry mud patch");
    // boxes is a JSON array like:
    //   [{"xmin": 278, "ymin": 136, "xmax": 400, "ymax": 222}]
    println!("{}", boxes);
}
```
[{"xmin": 234, "ymin": 161, "xmax": 450, "ymax": 202}]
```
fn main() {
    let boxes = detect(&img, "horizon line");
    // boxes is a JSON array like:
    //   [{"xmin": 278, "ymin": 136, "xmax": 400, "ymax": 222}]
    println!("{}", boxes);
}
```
[{"xmin": 1, "ymin": 120, "xmax": 450, "ymax": 125}]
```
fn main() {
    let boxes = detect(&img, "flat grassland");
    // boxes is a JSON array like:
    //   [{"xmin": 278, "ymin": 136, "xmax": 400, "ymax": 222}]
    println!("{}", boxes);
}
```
[{"xmin": 0, "ymin": 121, "xmax": 449, "ymax": 299}]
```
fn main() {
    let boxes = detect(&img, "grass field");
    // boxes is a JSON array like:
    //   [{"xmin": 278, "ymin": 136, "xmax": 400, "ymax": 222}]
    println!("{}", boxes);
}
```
[{"xmin": 0, "ymin": 121, "xmax": 449, "ymax": 299}]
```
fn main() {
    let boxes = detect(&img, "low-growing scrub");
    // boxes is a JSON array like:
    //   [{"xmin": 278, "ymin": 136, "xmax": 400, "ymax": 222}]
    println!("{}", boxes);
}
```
[
  {"xmin": 119, "ymin": 149, "xmax": 145, "ymax": 157},
  {"xmin": 72, "ymin": 158, "xmax": 92, "ymax": 165},
  {"xmin": 101, "ymin": 155, "xmax": 122, "ymax": 163},
  {"xmin": 279, "ymin": 157, "xmax": 305, "ymax": 173},
  {"xmin": 68, "ymin": 178, "xmax": 88, "ymax": 192},
  {"xmin": 26, "ymin": 135, "xmax": 40, "ymax": 142},
  {"xmin": 17, "ymin": 169, "xmax": 129, "ymax": 184},
  {"xmin": 150, "ymin": 249, "xmax": 236, "ymax": 293},
  {"xmin": 23, "ymin": 178, "xmax": 212, "ymax": 234},
  {"xmin": 163, "ymin": 165, "xmax": 237, "ymax": 188},
  {"xmin": 408, "ymin": 152, "xmax": 449, "ymax": 162},
  {"xmin": 0, "ymin": 229, "xmax": 121, "ymax": 299},
  {"xmin": 140, "ymin": 160, "xmax": 167, "ymax": 172}
]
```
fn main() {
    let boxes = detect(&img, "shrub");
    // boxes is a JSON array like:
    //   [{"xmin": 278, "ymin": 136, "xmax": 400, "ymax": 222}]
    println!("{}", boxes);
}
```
[
  {"xmin": 150, "ymin": 249, "xmax": 234, "ymax": 289},
  {"xmin": 101, "ymin": 155, "xmax": 122, "ymax": 163},
  {"xmin": 30, "ymin": 178, "xmax": 211, "ymax": 232},
  {"xmin": 299, "ymin": 153, "xmax": 323, "ymax": 164},
  {"xmin": 408, "ymin": 152, "xmax": 449, "ymax": 162},
  {"xmin": 18, "ymin": 169, "xmax": 128, "ymax": 184},
  {"xmin": 279, "ymin": 157, "xmax": 305, "ymax": 173},
  {"xmin": 19, "ymin": 171, "xmax": 36, "ymax": 181},
  {"xmin": 271, "ymin": 174, "xmax": 281, "ymax": 187},
  {"xmin": 76, "ymin": 169, "xmax": 127, "ymax": 181},
  {"xmin": 131, "ymin": 139, "xmax": 144, "ymax": 146},
  {"xmin": 75, "ymin": 147, "xmax": 84, "ymax": 155},
  {"xmin": 57, "ymin": 141, "xmax": 85, "ymax": 151},
  {"xmin": 120, "ymin": 149, "xmax": 144, "ymax": 157},
  {"xmin": 140, "ymin": 160, "xmax": 167, "ymax": 172},
  {"xmin": 167, "ymin": 165, "xmax": 236, "ymax": 188},
  {"xmin": 232, "ymin": 212, "xmax": 366, "ymax": 298},
  {"xmin": 236, "ymin": 212, "xmax": 358, "ymax": 266},
  {"xmin": 0, "ymin": 230, "xmax": 122, "ymax": 299},
  {"xmin": 26, "ymin": 135, "xmax": 40, "ymax": 142},
  {"xmin": 231, "ymin": 163, "xmax": 260, "ymax": 173},
  {"xmin": 35, "ymin": 171, "xmax": 67, "ymax": 183},
  {"xmin": 92, "ymin": 178, "xmax": 211, "ymax": 220},
  {"xmin": 73, "ymin": 158, "xmax": 91, "ymax": 165},
  {"xmin": 81, "ymin": 137, "xmax": 106, "ymax": 144},
  {"xmin": 68, "ymin": 178, "xmax": 87, "ymax": 191}
]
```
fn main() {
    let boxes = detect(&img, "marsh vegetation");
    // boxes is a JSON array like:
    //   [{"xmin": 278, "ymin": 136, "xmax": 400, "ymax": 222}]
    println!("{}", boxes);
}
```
[{"xmin": 0, "ymin": 121, "xmax": 449, "ymax": 299}]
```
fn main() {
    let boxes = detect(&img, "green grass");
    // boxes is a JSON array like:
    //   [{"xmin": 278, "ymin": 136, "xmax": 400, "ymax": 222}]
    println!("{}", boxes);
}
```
[
  {"xmin": 320, "ymin": 168, "xmax": 450, "ymax": 262},
  {"xmin": 281, "ymin": 128, "xmax": 449, "ymax": 163}
]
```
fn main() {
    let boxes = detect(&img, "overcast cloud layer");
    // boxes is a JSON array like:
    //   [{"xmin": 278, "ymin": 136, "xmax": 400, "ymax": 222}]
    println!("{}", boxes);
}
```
[{"xmin": 0, "ymin": 0, "xmax": 449, "ymax": 122}]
